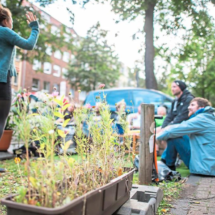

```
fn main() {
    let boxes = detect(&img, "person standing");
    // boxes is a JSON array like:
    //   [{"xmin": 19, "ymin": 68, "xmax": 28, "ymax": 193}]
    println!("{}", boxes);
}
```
[
  {"xmin": 160, "ymin": 80, "xmax": 194, "ymax": 170},
  {"xmin": 0, "ymin": 4, "xmax": 39, "ymax": 172}
]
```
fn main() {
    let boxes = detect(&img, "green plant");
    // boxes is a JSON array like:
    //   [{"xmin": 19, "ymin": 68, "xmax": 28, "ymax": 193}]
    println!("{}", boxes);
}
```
[
  {"xmin": 4, "ymin": 106, "xmax": 20, "ymax": 131},
  {"xmin": 11, "ymin": 90, "xmax": 133, "ymax": 208}
]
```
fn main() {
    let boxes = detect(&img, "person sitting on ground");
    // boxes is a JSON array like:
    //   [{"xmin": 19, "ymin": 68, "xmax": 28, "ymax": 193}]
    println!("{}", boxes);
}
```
[
  {"xmin": 113, "ymin": 100, "xmax": 127, "ymax": 134},
  {"xmin": 155, "ymin": 106, "xmax": 167, "ymax": 128},
  {"xmin": 127, "ymin": 104, "xmax": 141, "ymax": 130},
  {"xmin": 56, "ymin": 103, "xmax": 75, "ymax": 124},
  {"xmin": 157, "ymin": 97, "xmax": 215, "ymax": 176}
]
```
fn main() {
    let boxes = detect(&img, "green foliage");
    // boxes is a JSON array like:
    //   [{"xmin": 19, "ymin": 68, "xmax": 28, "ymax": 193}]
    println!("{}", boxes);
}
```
[
  {"xmin": 169, "ymin": 14, "xmax": 215, "ymax": 104},
  {"xmin": 157, "ymin": 180, "xmax": 183, "ymax": 214},
  {"xmin": 9, "ymin": 90, "xmax": 133, "ymax": 208},
  {"xmin": 66, "ymin": 22, "xmax": 120, "ymax": 91},
  {"xmin": 128, "ymin": 61, "xmax": 145, "ymax": 88}
]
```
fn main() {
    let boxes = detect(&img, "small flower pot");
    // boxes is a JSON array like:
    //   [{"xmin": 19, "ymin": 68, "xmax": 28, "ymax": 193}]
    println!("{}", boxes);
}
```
[
  {"xmin": 1, "ymin": 169, "xmax": 135, "ymax": 215},
  {"xmin": 0, "ymin": 130, "xmax": 13, "ymax": 151}
]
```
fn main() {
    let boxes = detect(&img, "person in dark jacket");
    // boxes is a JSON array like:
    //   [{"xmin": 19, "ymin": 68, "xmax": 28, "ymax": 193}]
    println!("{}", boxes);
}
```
[{"xmin": 160, "ymin": 80, "xmax": 194, "ymax": 170}]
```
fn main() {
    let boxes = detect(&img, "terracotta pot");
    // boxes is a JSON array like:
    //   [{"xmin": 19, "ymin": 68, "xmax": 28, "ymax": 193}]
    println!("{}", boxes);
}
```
[
  {"xmin": 1, "ymin": 169, "xmax": 135, "ymax": 215},
  {"xmin": 0, "ymin": 130, "xmax": 13, "ymax": 151}
]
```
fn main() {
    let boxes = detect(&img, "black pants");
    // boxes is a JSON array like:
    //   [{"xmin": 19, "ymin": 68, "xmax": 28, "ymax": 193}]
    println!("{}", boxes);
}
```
[{"xmin": 0, "ymin": 72, "xmax": 11, "ymax": 140}]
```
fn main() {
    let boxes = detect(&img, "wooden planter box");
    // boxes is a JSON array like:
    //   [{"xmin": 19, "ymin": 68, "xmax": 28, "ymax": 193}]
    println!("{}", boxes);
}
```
[{"xmin": 1, "ymin": 169, "xmax": 135, "ymax": 215}]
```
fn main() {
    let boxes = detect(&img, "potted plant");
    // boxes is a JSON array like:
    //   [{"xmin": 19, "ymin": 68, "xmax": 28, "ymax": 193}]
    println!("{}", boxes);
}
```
[
  {"xmin": 1, "ymin": 90, "xmax": 135, "ymax": 215},
  {"xmin": 0, "ymin": 110, "xmax": 17, "ymax": 152}
]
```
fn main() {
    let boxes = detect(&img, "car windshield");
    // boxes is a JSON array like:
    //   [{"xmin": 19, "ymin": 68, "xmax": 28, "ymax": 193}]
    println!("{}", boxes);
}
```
[
  {"xmin": 133, "ymin": 91, "xmax": 163, "ymax": 106},
  {"xmin": 106, "ymin": 90, "xmax": 132, "ymax": 106}
]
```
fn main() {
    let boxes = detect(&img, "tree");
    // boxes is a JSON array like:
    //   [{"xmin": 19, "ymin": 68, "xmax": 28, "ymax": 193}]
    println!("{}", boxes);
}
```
[
  {"xmin": 169, "ymin": 11, "xmax": 215, "ymax": 103},
  {"xmin": 3, "ymin": 0, "xmax": 75, "ymax": 64},
  {"xmin": 66, "ymin": 23, "xmax": 120, "ymax": 91},
  {"xmin": 128, "ymin": 61, "xmax": 145, "ymax": 88}
]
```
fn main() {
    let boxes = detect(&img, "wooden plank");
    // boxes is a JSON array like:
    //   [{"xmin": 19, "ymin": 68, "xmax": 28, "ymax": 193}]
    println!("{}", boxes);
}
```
[{"xmin": 139, "ymin": 103, "xmax": 154, "ymax": 185}]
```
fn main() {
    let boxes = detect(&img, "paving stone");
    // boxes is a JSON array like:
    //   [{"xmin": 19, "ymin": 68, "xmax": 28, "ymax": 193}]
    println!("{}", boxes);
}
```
[
  {"xmin": 188, "ymin": 211, "xmax": 208, "ymax": 215},
  {"xmin": 209, "ymin": 208, "xmax": 215, "ymax": 213},
  {"xmin": 196, "ymin": 187, "xmax": 209, "ymax": 192},
  {"xmin": 195, "ymin": 191, "xmax": 209, "ymax": 198}
]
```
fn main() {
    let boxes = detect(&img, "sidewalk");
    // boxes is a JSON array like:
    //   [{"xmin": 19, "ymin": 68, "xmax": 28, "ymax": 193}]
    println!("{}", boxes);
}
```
[{"xmin": 171, "ymin": 175, "xmax": 215, "ymax": 215}]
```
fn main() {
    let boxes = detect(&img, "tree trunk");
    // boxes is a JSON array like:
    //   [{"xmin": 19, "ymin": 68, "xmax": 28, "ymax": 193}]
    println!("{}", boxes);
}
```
[
  {"xmin": 136, "ymin": 70, "xmax": 139, "ymax": 87},
  {"xmin": 144, "ymin": 3, "xmax": 158, "ymax": 90}
]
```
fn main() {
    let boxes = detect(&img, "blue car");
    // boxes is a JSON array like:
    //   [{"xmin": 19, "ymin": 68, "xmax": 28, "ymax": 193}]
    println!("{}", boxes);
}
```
[{"xmin": 83, "ymin": 88, "xmax": 173, "ymax": 114}]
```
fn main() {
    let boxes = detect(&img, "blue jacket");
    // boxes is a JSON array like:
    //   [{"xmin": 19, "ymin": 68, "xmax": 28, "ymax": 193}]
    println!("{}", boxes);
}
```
[
  {"xmin": 157, "ymin": 106, "xmax": 215, "ymax": 176},
  {"xmin": 0, "ymin": 21, "xmax": 39, "ymax": 83}
]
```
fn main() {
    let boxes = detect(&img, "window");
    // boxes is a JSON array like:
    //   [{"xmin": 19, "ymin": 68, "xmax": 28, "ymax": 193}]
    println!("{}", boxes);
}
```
[
  {"xmin": 132, "ymin": 90, "xmax": 164, "ymax": 113},
  {"xmin": 41, "ymin": 12, "xmax": 50, "ymax": 23},
  {"xmin": 79, "ymin": 91, "xmax": 87, "ymax": 101},
  {"xmin": 32, "ymin": 60, "xmax": 41, "ymax": 71},
  {"xmin": 16, "ymin": 54, "xmax": 21, "ymax": 61},
  {"xmin": 106, "ymin": 91, "xmax": 132, "ymax": 107},
  {"xmin": 43, "ymin": 81, "xmax": 50, "ymax": 93},
  {"xmin": 51, "ymin": 25, "xmax": 60, "ymax": 36},
  {"xmin": 66, "ymin": 27, "xmax": 71, "ymax": 34},
  {"xmin": 63, "ymin": 52, "xmax": 70, "ymax": 62},
  {"xmin": 62, "ymin": 68, "xmax": 68, "ymax": 79},
  {"xmin": 13, "ymin": 74, "xmax": 18, "ymax": 85},
  {"xmin": 163, "ymin": 97, "xmax": 173, "ymax": 113},
  {"xmin": 132, "ymin": 90, "xmax": 163, "ymax": 106},
  {"xmin": 70, "ymin": 89, "xmax": 75, "ymax": 97},
  {"xmin": 64, "ymin": 33, "xmax": 70, "ymax": 43},
  {"xmin": 53, "ymin": 83, "xmax": 60, "ymax": 92},
  {"xmin": 60, "ymin": 81, "xmax": 66, "ymax": 96},
  {"xmin": 71, "ymin": 55, "xmax": 76, "ymax": 64},
  {"xmin": 32, "ymin": 79, "xmax": 40, "ymax": 91},
  {"xmin": 54, "ymin": 50, "xmax": 62, "ymax": 59},
  {"xmin": 43, "ymin": 62, "xmax": 52, "ymax": 74},
  {"xmin": 45, "ymin": 45, "xmax": 52, "ymax": 56},
  {"xmin": 53, "ymin": 65, "xmax": 61, "ymax": 77}
]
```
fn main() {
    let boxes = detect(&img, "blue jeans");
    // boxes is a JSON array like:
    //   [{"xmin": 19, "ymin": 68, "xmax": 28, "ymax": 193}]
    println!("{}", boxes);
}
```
[{"xmin": 161, "ymin": 135, "xmax": 190, "ymax": 168}]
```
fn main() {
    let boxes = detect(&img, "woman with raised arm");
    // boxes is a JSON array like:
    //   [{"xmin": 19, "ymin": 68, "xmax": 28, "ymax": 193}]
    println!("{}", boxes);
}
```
[{"xmin": 0, "ymin": 4, "xmax": 39, "ymax": 172}]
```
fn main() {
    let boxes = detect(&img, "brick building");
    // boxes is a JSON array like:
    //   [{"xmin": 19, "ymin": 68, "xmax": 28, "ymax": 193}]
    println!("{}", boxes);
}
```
[{"xmin": 12, "ymin": 1, "xmax": 82, "ymax": 102}]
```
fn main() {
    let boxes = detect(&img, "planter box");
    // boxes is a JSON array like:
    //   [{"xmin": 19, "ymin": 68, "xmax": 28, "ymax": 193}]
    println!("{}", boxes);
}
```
[
  {"xmin": 1, "ymin": 169, "xmax": 135, "ymax": 215},
  {"xmin": 0, "ymin": 130, "xmax": 13, "ymax": 151}
]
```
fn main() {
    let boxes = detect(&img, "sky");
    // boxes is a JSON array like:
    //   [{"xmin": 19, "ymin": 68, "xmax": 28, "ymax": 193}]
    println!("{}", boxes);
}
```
[{"xmin": 32, "ymin": 0, "xmax": 145, "ymax": 68}]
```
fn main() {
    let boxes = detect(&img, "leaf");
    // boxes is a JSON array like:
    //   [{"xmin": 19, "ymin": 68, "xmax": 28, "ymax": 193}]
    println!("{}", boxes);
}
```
[
  {"xmin": 62, "ymin": 119, "xmax": 70, "ymax": 128},
  {"xmin": 54, "ymin": 112, "xmax": 64, "ymax": 118},
  {"xmin": 29, "ymin": 177, "xmax": 37, "ymax": 188},
  {"xmin": 61, "ymin": 140, "xmax": 72, "ymax": 152},
  {"xmin": 54, "ymin": 98, "xmax": 63, "ymax": 106},
  {"xmin": 57, "ymin": 129, "xmax": 66, "ymax": 138},
  {"xmin": 62, "ymin": 104, "xmax": 71, "ymax": 111}
]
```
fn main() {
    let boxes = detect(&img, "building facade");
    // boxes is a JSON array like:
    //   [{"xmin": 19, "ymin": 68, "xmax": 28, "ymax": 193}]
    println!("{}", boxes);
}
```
[{"xmin": 12, "ymin": 1, "xmax": 82, "ymax": 102}]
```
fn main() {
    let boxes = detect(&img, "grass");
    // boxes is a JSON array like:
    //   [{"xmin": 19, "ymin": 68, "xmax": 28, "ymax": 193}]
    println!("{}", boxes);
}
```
[{"xmin": 0, "ymin": 155, "xmax": 189, "ymax": 215}]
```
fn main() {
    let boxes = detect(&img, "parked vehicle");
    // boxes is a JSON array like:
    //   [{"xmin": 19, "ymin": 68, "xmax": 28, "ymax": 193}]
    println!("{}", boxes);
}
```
[{"xmin": 83, "ymin": 88, "xmax": 173, "ymax": 114}]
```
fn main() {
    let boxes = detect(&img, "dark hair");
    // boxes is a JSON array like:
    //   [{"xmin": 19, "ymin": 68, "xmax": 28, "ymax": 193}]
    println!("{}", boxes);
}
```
[
  {"xmin": 191, "ymin": 97, "xmax": 211, "ymax": 108},
  {"xmin": 0, "ymin": 4, "xmax": 12, "ymax": 25}
]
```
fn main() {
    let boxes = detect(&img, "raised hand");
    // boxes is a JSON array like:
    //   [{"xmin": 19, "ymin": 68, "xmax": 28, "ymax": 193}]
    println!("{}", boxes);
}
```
[{"xmin": 26, "ymin": 12, "xmax": 37, "ymax": 24}]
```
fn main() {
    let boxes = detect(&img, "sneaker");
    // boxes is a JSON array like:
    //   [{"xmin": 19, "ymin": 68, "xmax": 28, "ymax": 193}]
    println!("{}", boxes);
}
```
[
  {"xmin": 168, "ymin": 165, "xmax": 176, "ymax": 171},
  {"xmin": 161, "ymin": 158, "xmax": 166, "ymax": 164}
]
